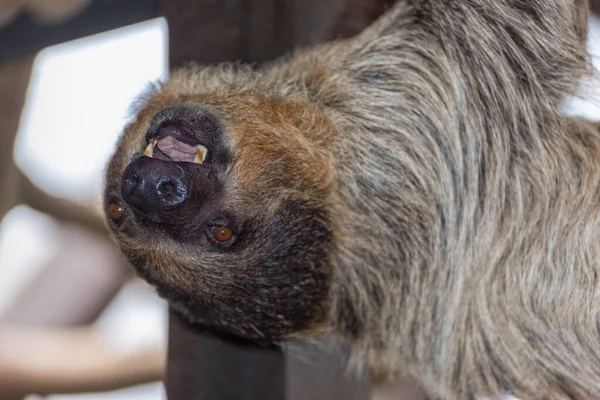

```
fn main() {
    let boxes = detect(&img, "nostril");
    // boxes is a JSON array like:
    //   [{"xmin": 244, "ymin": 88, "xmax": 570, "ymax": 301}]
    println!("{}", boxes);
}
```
[
  {"xmin": 157, "ymin": 180, "xmax": 176, "ymax": 196},
  {"xmin": 156, "ymin": 179, "xmax": 187, "ymax": 205}
]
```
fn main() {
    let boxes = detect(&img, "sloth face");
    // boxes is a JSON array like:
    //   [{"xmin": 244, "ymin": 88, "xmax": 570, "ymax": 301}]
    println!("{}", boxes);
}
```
[{"xmin": 104, "ymin": 89, "xmax": 335, "ymax": 341}]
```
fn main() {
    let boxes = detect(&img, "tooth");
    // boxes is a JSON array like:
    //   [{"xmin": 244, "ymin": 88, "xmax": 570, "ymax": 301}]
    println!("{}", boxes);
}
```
[
  {"xmin": 194, "ymin": 145, "xmax": 208, "ymax": 164},
  {"xmin": 143, "ymin": 139, "xmax": 157, "ymax": 157}
]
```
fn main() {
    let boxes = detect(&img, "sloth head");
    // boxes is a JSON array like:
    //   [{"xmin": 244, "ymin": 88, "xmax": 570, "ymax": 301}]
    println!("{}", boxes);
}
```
[{"xmin": 103, "ymin": 72, "xmax": 337, "ymax": 341}]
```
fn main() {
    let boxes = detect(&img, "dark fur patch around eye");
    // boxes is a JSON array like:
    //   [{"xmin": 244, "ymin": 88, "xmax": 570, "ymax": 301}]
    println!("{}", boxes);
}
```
[{"xmin": 152, "ymin": 196, "xmax": 333, "ymax": 341}]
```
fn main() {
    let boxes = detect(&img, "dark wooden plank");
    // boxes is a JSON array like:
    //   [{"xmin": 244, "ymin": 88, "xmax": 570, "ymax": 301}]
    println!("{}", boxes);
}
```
[
  {"xmin": 286, "ymin": 339, "xmax": 370, "ymax": 400},
  {"xmin": 163, "ymin": 1, "xmax": 392, "ymax": 399},
  {"xmin": 166, "ymin": 315, "xmax": 371, "ymax": 400},
  {"xmin": 0, "ymin": 0, "xmax": 160, "ymax": 63},
  {"xmin": 164, "ymin": 0, "xmax": 296, "ymax": 67},
  {"xmin": 166, "ymin": 312, "xmax": 286, "ymax": 400},
  {"xmin": 164, "ymin": 3, "xmax": 292, "ymax": 396},
  {"xmin": 164, "ymin": 0, "xmax": 395, "ymax": 68}
]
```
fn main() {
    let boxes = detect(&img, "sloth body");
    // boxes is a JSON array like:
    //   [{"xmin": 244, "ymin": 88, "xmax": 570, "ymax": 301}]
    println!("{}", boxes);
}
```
[{"xmin": 104, "ymin": 0, "xmax": 600, "ymax": 399}]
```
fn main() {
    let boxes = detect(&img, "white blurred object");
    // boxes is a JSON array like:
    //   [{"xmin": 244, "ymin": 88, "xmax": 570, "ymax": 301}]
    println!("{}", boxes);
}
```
[
  {"xmin": 563, "ymin": 14, "xmax": 600, "ymax": 119},
  {"xmin": 14, "ymin": 17, "xmax": 168, "ymax": 204},
  {"xmin": 94, "ymin": 279, "xmax": 168, "ymax": 356},
  {"xmin": 0, "ymin": 205, "xmax": 60, "ymax": 316},
  {"xmin": 5, "ymin": 17, "xmax": 169, "ymax": 400}
]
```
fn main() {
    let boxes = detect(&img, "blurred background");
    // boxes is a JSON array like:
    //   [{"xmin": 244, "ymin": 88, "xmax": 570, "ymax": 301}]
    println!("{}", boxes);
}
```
[
  {"xmin": 0, "ymin": 3, "xmax": 169, "ymax": 398},
  {"xmin": 1, "ymin": 1, "xmax": 600, "ymax": 399}
]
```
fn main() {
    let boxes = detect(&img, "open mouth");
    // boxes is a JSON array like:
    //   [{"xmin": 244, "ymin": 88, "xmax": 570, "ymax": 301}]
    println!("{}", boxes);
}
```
[{"xmin": 143, "ymin": 123, "xmax": 207, "ymax": 164}]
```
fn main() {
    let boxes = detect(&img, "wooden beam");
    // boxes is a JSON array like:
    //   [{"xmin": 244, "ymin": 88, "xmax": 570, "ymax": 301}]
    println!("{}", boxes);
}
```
[
  {"xmin": 162, "ymin": 1, "xmax": 390, "ymax": 399},
  {"xmin": 285, "ymin": 338, "xmax": 370, "ymax": 400},
  {"xmin": 166, "ymin": 313, "xmax": 371, "ymax": 400},
  {"xmin": 165, "ymin": 0, "xmax": 394, "ymax": 68},
  {"xmin": 165, "ymin": 313, "xmax": 286, "ymax": 400}
]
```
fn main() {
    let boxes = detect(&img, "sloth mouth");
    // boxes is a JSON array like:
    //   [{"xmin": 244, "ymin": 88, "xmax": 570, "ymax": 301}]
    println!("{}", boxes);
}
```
[{"xmin": 143, "ymin": 124, "xmax": 207, "ymax": 164}]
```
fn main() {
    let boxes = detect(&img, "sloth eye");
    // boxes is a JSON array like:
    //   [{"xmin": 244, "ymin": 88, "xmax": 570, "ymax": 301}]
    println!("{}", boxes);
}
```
[
  {"xmin": 210, "ymin": 226, "xmax": 233, "ymax": 242},
  {"xmin": 108, "ymin": 202, "xmax": 124, "ymax": 222}
]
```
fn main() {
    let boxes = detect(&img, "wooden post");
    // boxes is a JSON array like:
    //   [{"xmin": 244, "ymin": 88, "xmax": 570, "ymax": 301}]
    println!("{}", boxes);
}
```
[
  {"xmin": 165, "ymin": 313, "xmax": 286, "ymax": 400},
  {"xmin": 162, "ymin": 0, "xmax": 388, "ymax": 399},
  {"xmin": 165, "ymin": 312, "xmax": 371, "ymax": 400}
]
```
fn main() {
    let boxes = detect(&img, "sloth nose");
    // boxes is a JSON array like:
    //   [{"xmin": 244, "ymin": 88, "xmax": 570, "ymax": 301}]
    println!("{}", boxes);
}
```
[{"xmin": 121, "ymin": 157, "xmax": 190, "ymax": 213}]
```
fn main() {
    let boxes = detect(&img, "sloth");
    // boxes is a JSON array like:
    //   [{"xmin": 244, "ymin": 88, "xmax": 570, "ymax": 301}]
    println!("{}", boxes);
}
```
[{"xmin": 103, "ymin": 0, "xmax": 600, "ymax": 398}]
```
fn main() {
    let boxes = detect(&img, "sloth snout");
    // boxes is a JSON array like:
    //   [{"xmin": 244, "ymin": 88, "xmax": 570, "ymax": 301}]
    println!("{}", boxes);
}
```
[{"xmin": 121, "ymin": 157, "xmax": 190, "ymax": 214}]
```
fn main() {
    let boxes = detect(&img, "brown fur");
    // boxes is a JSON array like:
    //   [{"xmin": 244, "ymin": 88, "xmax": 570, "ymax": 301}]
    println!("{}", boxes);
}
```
[{"xmin": 104, "ymin": 0, "xmax": 600, "ymax": 399}]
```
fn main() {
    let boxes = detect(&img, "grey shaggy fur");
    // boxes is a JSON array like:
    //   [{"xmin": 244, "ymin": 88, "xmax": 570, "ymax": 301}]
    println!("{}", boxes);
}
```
[
  {"xmin": 110, "ymin": 0, "xmax": 600, "ymax": 398},
  {"xmin": 271, "ymin": 1, "xmax": 597, "ymax": 398},
  {"xmin": 279, "ymin": 0, "xmax": 599, "ymax": 398}
]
